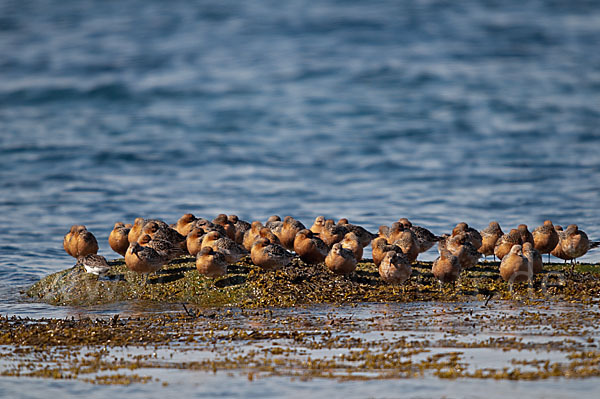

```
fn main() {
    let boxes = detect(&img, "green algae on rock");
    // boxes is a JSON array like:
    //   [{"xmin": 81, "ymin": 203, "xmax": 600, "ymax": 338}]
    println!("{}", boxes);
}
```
[{"xmin": 24, "ymin": 256, "xmax": 600, "ymax": 307}]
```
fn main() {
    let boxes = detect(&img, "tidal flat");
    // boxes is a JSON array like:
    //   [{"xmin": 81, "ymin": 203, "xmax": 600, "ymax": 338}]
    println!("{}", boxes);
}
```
[{"xmin": 2, "ymin": 259, "xmax": 599, "ymax": 395}]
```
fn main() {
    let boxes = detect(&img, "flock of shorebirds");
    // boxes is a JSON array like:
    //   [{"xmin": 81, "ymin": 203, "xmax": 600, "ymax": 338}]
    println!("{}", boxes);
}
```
[{"xmin": 63, "ymin": 214, "xmax": 599, "ymax": 285}]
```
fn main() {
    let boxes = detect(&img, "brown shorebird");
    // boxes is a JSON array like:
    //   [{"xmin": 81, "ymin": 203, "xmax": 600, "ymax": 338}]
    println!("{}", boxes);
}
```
[
  {"xmin": 337, "ymin": 218, "xmax": 377, "ymax": 248},
  {"xmin": 532, "ymin": 220, "xmax": 559, "ymax": 262},
  {"xmin": 500, "ymin": 244, "xmax": 530, "ymax": 283},
  {"xmin": 243, "ymin": 221, "xmax": 264, "ymax": 251},
  {"xmin": 63, "ymin": 225, "xmax": 81, "ymax": 257},
  {"xmin": 201, "ymin": 231, "xmax": 248, "ymax": 264},
  {"xmin": 379, "ymin": 251, "xmax": 412, "ymax": 285},
  {"xmin": 125, "ymin": 242, "xmax": 170, "ymax": 281},
  {"xmin": 478, "ymin": 221, "xmax": 503, "ymax": 260},
  {"xmin": 186, "ymin": 227, "xmax": 206, "ymax": 256},
  {"xmin": 560, "ymin": 224, "xmax": 600, "ymax": 267},
  {"xmin": 398, "ymin": 218, "xmax": 441, "ymax": 253},
  {"xmin": 64, "ymin": 225, "xmax": 98, "ymax": 258},
  {"xmin": 444, "ymin": 233, "xmax": 480, "ymax": 269},
  {"xmin": 196, "ymin": 247, "xmax": 228, "ymax": 278},
  {"xmin": 109, "ymin": 222, "xmax": 131, "ymax": 257},
  {"xmin": 228, "ymin": 214, "xmax": 251, "ymax": 245},
  {"xmin": 319, "ymin": 219, "xmax": 347, "ymax": 248},
  {"xmin": 325, "ymin": 243, "xmax": 357, "ymax": 275},
  {"xmin": 522, "ymin": 242, "xmax": 543, "ymax": 275},
  {"xmin": 432, "ymin": 247, "xmax": 461, "ymax": 284},
  {"xmin": 277, "ymin": 216, "xmax": 306, "ymax": 251},
  {"xmin": 451, "ymin": 222, "xmax": 482, "ymax": 250},
  {"xmin": 213, "ymin": 214, "xmax": 237, "ymax": 241},
  {"xmin": 340, "ymin": 231, "xmax": 363, "ymax": 261},
  {"xmin": 293, "ymin": 229, "xmax": 328, "ymax": 264},
  {"xmin": 265, "ymin": 215, "xmax": 283, "ymax": 231},
  {"xmin": 378, "ymin": 225, "xmax": 391, "ymax": 240},
  {"xmin": 371, "ymin": 237, "xmax": 402, "ymax": 267},
  {"xmin": 310, "ymin": 216, "xmax": 326, "ymax": 235},
  {"xmin": 250, "ymin": 237, "xmax": 294, "ymax": 271},
  {"xmin": 137, "ymin": 234, "xmax": 187, "ymax": 259},
  {"xmin": 494, "ymin": 229, "xmax": 522, "ymax": 260},
  {"xmin": 175, "ymin": 213, "xmax": 198, "ymax": 236},
  {"xmin": 551, "ymin": 225, "xmax": 570, "ymax": 262},
  {"xmin": 517, "ymin": 224, "xmax": 534, "ymax": 246},
  {"xmin": 390, "ymin": 229, "xmax": 419, "ymax": 263},
  {"xmin": 128, "ymin": 218, "xmax": 169, "ymax": 243}
]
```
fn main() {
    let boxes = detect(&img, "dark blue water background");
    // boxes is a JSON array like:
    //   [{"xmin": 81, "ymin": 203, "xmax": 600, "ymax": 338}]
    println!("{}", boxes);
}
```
[{"xmin": 1, "ymin": 0, "xmax": 600, "ymax": 316}]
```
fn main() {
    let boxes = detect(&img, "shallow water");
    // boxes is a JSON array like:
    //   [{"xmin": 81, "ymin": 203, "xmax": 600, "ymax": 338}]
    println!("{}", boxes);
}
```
[{"xmin": 1, "ymin": 0, "xmax": 600, "ymax": 395}]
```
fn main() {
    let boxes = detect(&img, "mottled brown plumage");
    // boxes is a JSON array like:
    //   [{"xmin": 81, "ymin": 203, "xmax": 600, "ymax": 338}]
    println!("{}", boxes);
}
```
[
  {"xmin": 517, "ymin": 224, "xmax": 534, "ymax": 246},
  {"xmin": 478, "ymin": 221, "xmax": 503, "ymax": 257},
  {"xmin": 371, "ymin": 237, "xmax": 402, "ymax": 267},
  {"xmin": 250, "ymin": 237, "xmax": 294, "ymax": 271},
  {"xmin": 196, "ymin": 247, "xmax": 228, "ymax": 278},
  {"xmin": 532, "ymin": 220, "xmax": 559, "ymax": 256},
  {"xmin": 201, "ymin": 231, "xmax": 248, "ymax": 264},
  {"xmin": 310, "ymin": 216, "xmax": 326, "ymax": 235},
  {"xmin": 175, "ymin": 213, "xmax": 198, "ymax": 236},
  {"xmin": 500, "ymin": 245, "xmax": 531, "ymax": 282},
  {"xmin": 186, "ymin": 227, "xmax": 206, "ymax": 256},
  {"xmin": 340, "ymin": 232, "xmax": 363, "ymax": 261},
  {"xmin": 278, "ymin": 216, "xmax": 306, "ymax": 251},
  {"xmin": 293, "ymin": 229, "xmax": 328, "ymax": 264},
  {"xmin": 398, "ymin": 218, "xmax": 441, "ymax": 253},
  {"xmin": 560, "ymin": 224, "xmax": 599, "ymax": 261},
  {"xmin": 109, "ymin": 222, "xmax": 131, "ymax": 256},
  {"xmin": 494, "ymin": 229, "xmax": 522, "ymax": 260},
  {"xmin": 325, "ymin": 243, "xmax": 357, "ymax": 275},
  {"xmin": 522, "ymin": 242, "xmax": 543, "ymax": 275},
  {"xmin": 432, "ymin": 248, "xmax": 461, "ymax": 283},
  {"xmin": 243, "ymin": 221, "xmax": 264, "ymax": 251},
  {"xmin": 379, "ymin": 251, "xmax": 411, "ymax": 285},
  {"xmin": 337, "ymin": 218, "xmax": 377, "ymax": 248},
  {"xmin": 320, "ymin": 219, "xmax": 347, "ymax": 248}
]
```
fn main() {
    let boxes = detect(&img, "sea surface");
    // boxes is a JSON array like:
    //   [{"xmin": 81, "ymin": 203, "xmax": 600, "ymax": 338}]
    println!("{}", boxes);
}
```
[{"xmin": 0, "ymin": 0, "xmax": 600, "ymax": 396}]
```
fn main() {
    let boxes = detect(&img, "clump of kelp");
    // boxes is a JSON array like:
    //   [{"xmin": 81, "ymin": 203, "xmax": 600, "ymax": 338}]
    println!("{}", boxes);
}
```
[{"xmin": 25, "ymin": 256, "xmax": 600, "ymax": 307}]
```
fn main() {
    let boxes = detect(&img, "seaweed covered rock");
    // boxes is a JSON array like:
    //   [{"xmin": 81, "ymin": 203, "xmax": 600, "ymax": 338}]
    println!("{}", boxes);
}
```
[{"xmin": 24, "ymin": 256, "xmax": 600, "ymax": 307}]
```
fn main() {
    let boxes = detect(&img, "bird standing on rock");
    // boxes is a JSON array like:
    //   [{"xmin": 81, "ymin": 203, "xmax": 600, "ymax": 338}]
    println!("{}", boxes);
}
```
[
  {"xmin": 201, "ymin": 231, "xmax": 248, "ymax": 264},
  {"xmin": 251, "ymin": 237, "xmax": 294, "ymax": 271},
  {"xmin": 340, "ymin": 231, "xmax": 363, "ymax": 261},
  {"xmin": 500, "ymin": 245, "xmax": 531, "ymax": 282},
  {"xmin": 478, "ymin": 221, "xmax": 503, "ymax": 260},
  {"xmin": 64, "ymin": 225, "xmax": 98, "ymax": 258},
  {"xmin": 337, "ymin": 218, "xmax": 377, "ymax": 248},
  {"xmin": 398, "ymin": 218, "xmax": 441, "ymax": 253},
  {"xmin": 109, "ymin": 222, "xmax": 131, "ymax": 257},
  {"xmin": 175, "ymin": 213, "xmax": 198, "ymax": 236},
  {"xmin": 494, "ymin": 229, "xmax": 522, "ymax": 260},
  {"xmin": 379, "ymin": 251, "xmax": 412, "ymax": 285},
  {"xmin": 77, "ymin": 254, "xmax": 111, "ymax": 276},
  {"xmin": 196, "ymin": 247, "xmax": 228, "ymax": 278},
  {"xmin": 125, "ymin": 242, "xmax": 169, "ymax": 280},
  {"xmin": 325, "ymin": 243, "xmax": 357, "ymax": 275},
  {"xmin": 293, "ymin": 229, "xmax": 328, "ymax": 264},
  {"xmin": 532, "ymin": 220, "xmax": 559, "ymax": 262},
  {"xmin": 560, "ymin": 224, "xmax": 600, "ymax": 264},
  {"xmin": 371, "ymin": 237, "xmax": 402, "ymax": 267}
]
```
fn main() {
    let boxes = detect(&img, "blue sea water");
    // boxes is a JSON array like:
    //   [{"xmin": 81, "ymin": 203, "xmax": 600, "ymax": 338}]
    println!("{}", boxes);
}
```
[{"xmin": 1, "ymin": 0, "xmax": 600, "ymax": 311}]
